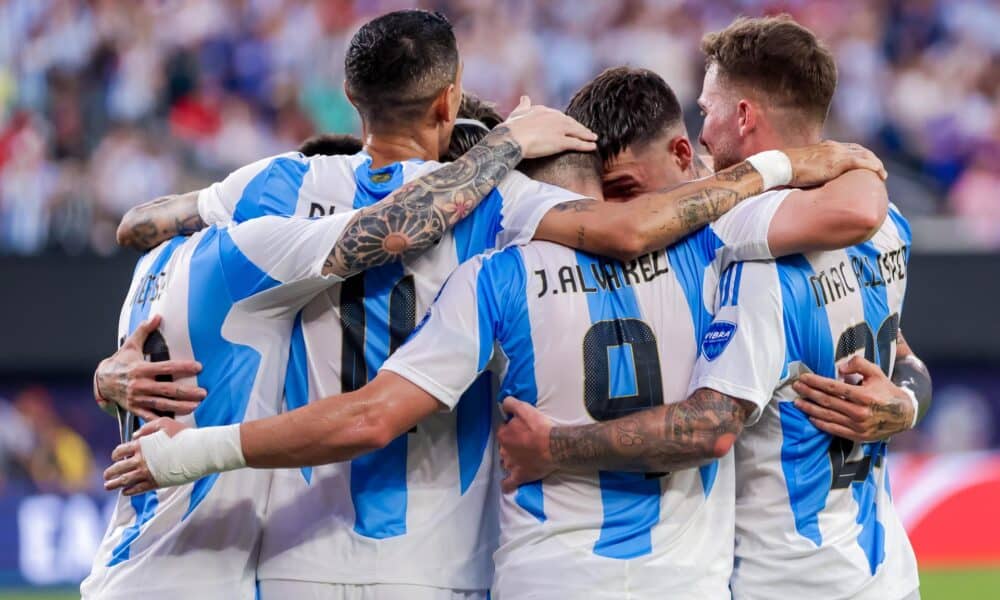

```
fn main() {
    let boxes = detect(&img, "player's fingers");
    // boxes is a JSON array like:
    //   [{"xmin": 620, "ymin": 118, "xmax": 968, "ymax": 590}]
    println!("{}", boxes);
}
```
[
  {"xmin": 107, "ymin": 467, "xmax": 148, "ymax": 492},
  {"xmin": 123, "ymin": 479, "xmax": 157, "ymax": 497},
  {"xmin": 125, "ymin": 315, "xmax": 161, "ymax": 348},
  {"xmin": 558, "ymin": 117, "xmax": 598, "ymax": 142},
  {"xmin": 792, "ymin": 381, "xmax": 866, "ymax": 421},
  {"xmin": 793, "ymin": 399, "xmax": 858, "ymax": 431},
  {"xmin": 501, "ymin": 396, "xmax": 524, "ymax": 418},
  {"xmin": 807, "ymin": 418, "xmax": 865, "ymax": 442},
  {"xmin": 111, "ymin": 441, "xmax": 138, "ymax": 462},
  {"xmin": 138, "ymin": 380, "xmax": 207, "ymax": 402},
  {"xmin": 132, "ymin": 396, "xmax": 201, "ymax": 416},
  {"xmin": 500, "ymin": 473, "xmax": 518, "ymax": 495},
  {"xmin": 560, "ymin": 137, "xmax": 598, "ymax": 153},
  {"xmin": 133, "ymin": 417, "xmax": 170, "ymax": 440},
  {"xmin": 137, "ymin": 360, "xmax": 204, "ymax": 379},
  {"xmin": 104, "ymin": 455, "xmax": 140, "ymax": 484},
  {"xmin": 796, "ymin": 374, "xmax": 859, "ymax": 403},
  {"xmin": 841, "ymin": 355, "xmax": 884, "ymax": 381},
  {"xmin": 128, "ymin": 405, "xmax": 160, "ymax": 423}
]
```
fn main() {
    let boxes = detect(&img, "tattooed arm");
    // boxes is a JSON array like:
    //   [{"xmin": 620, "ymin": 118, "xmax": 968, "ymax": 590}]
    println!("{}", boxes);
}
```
[
  {"xmin": 497, "ymin": 390, "xmax": 755, "ymax": 489},
  {"xmin": 533, "ymin": 140, "xmax": 888, "ymax": 262},
  {"xmin": 117, "ymin": 192, "xmax": 206, "ymax": 251},
  {"xmin": 321, "ymin": 125, "xmax": 521, "ymax": 278},
  {"xmin": 893, "ymin": 331, "xmax": 932, "ymax": 425}
]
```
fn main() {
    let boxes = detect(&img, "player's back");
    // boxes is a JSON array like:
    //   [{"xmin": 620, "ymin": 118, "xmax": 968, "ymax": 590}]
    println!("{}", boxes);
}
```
[
  {"xmin": 473, "ymin": 235, "xmax": 736, "ymax": 599},
  {"xmin": 731, "ymin": 205, "xmax": 918, "ymax": 600},
  {"xmin": 216, "ymin": 151, "xmax": 583, "ymax": 591}
]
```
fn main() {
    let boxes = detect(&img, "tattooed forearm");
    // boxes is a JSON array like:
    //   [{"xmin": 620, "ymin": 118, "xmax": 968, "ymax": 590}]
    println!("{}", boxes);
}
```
[
  {"xmin": 118, "ymin": 192, "xmax": 205, "ymax": 250},
  {"xmin": 324, "ymin": 125, "xmax": 522, "ymax": 278},
  {"xmin": 549, "ymin": 389, "xmax": 755, "ymax": 473},
  {"xmin": 552, "ymin": 199, "xmax": 598, "ymax": 213}
]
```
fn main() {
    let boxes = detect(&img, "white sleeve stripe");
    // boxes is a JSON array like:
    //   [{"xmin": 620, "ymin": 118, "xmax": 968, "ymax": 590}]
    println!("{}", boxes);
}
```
[{"xmin": 380, "ymin": 360, "xmax": 462, "ymax": 411}]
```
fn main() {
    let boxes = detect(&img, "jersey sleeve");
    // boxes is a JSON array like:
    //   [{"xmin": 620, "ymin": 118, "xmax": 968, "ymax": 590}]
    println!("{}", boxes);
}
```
[
  {"xmin": 380, "ymin": 254, "xmax": 500, "ymax": 410},
  {"xmin": 221, "ymin": 212, "xmax": 354, "ymax": 313},
  {"xmin": 197, "ymin": 152, "xmax": 306, "ymax": 225},
  {"xmin": 686, "ymin": 260, "xmax": 787, "ymax": 425},
  {"xmin": 709, "ymin": 189, "xmax": 792, "ymax": 263},
  {"xmin": 494, "ymin": 171, "xmax": 585, "ymax": 248}
]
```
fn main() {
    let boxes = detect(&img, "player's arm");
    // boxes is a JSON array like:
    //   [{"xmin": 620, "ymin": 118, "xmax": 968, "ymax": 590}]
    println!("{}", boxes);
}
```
[
  {"xmin": 499, "ymin": 260, "xmax": 785, "ymax": 488},
  {"xmin": 103, "ymin": 254, "xmax": 507, "ymax": 494},
  {"xmin": 793, "ymin": 330, "xmax": 933, "ymax": 442},
  {"xmin": 117, "ymin": 191, "xmax": 205, "ymax": 251},
  {"xmin": 767, "ymin": 168, "xmax": 888, "ymax": 256},
  {"xmin": 498, "ymin": 391, "xmax": 754, "ymax": 489},
  {"xmin": 533, "ymin": 141, "xmax": 886, "ymax": 262}
]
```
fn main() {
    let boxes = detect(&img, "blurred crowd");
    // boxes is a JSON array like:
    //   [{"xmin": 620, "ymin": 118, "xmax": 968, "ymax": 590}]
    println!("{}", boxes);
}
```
[{"xmin": 1, "ymin": 0, "xmax": 999, "ymax": 256}]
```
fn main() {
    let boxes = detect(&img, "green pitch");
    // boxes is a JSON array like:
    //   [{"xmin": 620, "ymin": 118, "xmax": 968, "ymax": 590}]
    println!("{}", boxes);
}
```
[{"xmin": 3, "ymin": 568, "xmax": 998, "ymax": 599}]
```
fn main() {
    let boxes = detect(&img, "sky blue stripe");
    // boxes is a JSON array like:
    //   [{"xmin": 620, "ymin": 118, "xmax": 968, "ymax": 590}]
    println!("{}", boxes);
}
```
[
  {"xmin": 575, "ymin": 251, "xmax": 660, "ymax": 560},
  {"xmin": 731, "ymin": 262, "xmax": 744, "ymax": 306},
  {"xmin": 109, "ymin": 236, "xmax": 186, "ymax": 566},
  {"xmin": 283, "ymin": 313, "xmax": 312, "ymax": 483},
  {"xmin": 667, "ymin": 228, "xmax": 725, "ymax": 496},
  {"xmin": 719, "ymin": 264, "xmax": 733, "ymax": 307},
  {"xmin": 346, "ymin": 161, "xmax": 410, "ymax": 539},
  {"xmin": 454, "ymin": 189, "xmax": 504, "ymax": 263},
  {"xmin": 776, "ymin": 255, "xmax": 836, "ymax": 546},
  {"xmin": 480, "ymin": 249, "xmax": 545, "ymax": 522},
  {"xmin": 844, "ymin": 242, "xmax": 891, "ymax": 572},
  {"xmin": 233, "ymin": 156, "xmax": 310, "ymax": 223},
  {"xmin": 455, "ymin": 373, "xmax": 493, "ymax": 494},
  {"xmin": 186, "ymin": 227, "xmax": 280, "ymax": 518}
]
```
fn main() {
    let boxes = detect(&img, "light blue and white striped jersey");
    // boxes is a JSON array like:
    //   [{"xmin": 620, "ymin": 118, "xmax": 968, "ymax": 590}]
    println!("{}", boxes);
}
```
[
  {"xmin": 194, "ymin": 150, "xmax": 587, "ymax": 591},
  {"xmin": 381, "ymin": 190, "xmax": 791, "ymax": 599},
  {"xmin": 685, "ymin": 205, "xmax": 918, "ymax": 600},
  {"xmin": 82, "ymin": 213, "xmax": 356, "ymax": 599}
]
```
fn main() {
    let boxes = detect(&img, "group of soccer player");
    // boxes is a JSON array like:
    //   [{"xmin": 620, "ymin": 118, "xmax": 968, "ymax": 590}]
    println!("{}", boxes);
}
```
[{"xmin": 83, "ymin": 9, "xmax": 933, "ymax": 600}]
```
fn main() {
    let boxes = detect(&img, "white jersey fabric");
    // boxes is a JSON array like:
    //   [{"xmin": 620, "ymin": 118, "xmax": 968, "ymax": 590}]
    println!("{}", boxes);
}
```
[
  {"xmin": 82, "ymin": 213, "xmax": 354, "ymax": 599},
  {"xmin": 685, "ymin": 205, "xmax": 918, "ymax": 600},
  {"xmin": 380, "ymin": 190, "xmax": 790, "ymax": 600},
  {"xmin": 195, "ymin": 150, "xmax": 586, "ymax": 593}
]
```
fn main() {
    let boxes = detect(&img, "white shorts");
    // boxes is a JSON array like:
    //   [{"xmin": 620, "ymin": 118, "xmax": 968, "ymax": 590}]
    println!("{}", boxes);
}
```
[{"xmin": 257, "ymin": 580, "xmax": 487, "ymax": 600}]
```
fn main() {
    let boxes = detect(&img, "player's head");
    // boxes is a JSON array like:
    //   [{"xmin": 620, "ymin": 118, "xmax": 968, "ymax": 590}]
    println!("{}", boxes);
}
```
[
  {"xmin": 441, "ymin": 93, "xmax": 503, "ymax": 162},
  {"xmin": 699, "ymin": 15, "xmax": 837, "ymax": 170},
  {"xmin": 297, "ymin": 133, "xmax": 364, "ymax": 156},
  {"xmin": 345, "ymin": 10, "xmax": 462, "ymax": 158},
  {"xmin": 517, "ymin": 151, "xmax": 603, "ymax": 199},
  {"xmin": 566, "ymin": 67, "xmax": 692, "ymax": 202}
]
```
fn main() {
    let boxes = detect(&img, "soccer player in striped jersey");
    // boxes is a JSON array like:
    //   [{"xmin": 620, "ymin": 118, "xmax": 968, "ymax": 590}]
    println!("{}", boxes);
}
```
[
  {"xmin": 96, "ymin": 9, "xmax": 885, "ymax": 600},
  {"xmin": 498, "ymin": 16, "xmax": 929, "ymax": 600},
  {"xmin": 82, "ymin": 94, "xmax": 600, "ymax": 599}
]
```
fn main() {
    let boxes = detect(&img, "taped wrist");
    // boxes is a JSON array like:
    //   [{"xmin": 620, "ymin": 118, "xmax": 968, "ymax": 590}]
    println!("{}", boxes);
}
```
[
  {"xmin": 139, "ymin": 424, "xmax": 246, "ymax": 487},
  {"xmin": 746, "ymin": 150, "xmax": 793, "ymax": 190}
]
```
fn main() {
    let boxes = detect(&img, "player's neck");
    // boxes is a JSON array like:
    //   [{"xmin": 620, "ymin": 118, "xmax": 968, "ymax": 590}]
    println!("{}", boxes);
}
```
[
  {"xmin": 745, "ymin": 124, "xmax": 821, "ymax": 153},
  {"xmin": 363, "ymin": 130, "xmax": 439, "ymax": 169}
]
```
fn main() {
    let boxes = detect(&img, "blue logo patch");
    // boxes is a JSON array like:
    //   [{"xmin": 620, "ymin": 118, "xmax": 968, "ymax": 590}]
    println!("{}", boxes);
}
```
[{"xmin": 702, "ymin": 321, "xmax": 737, "ymax": 361}]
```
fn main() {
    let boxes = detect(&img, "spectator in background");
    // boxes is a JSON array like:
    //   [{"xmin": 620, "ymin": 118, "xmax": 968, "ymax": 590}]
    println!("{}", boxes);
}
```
[
  {"xmin": 13, "ymin": 386, "xmax": 96, "ymax": 493},
  {"xmin": 0, "ymin": 0, "xmax": 998, "ymax": 254}
]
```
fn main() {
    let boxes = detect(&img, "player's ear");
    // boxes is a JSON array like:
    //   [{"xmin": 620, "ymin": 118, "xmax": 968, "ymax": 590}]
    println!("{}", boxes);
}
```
[
  {"xmin": 737, "ymin": 99, "xmax": 756, "ymax": 138},
  {"xmin": 668, "ymin": 136, "xmax": 694, "ymax": 173},
  {"xmin": 343, "ymin": 80, "xmax": 358, "ymax": 110},
  {"xmin": 432, "ymin": 83, "xmax": 457, "ymax": 125}
]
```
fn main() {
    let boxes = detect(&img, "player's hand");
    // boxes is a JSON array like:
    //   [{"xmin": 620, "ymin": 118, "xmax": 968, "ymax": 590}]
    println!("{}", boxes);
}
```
[
  {"xmin": 792, "ymin": 356, "xmax": 915, "ymax": 442},
  {"xmin": 784, "ymin": 141, "xmax": 888, "ymax": 187},
  {"xmin": 497, "ymin": 396, "xmax": 556, "ymax": 493},
  {"xmin": 503, "ymin": 96, "xmax": 597, "ymax": 159},
  {"xmin": 95, "ymin": 315, "xmax": 207, "ymax": 421},
  {"xmin": 104, "ymin": 417, "xmax": 189, "ymax": 495}
]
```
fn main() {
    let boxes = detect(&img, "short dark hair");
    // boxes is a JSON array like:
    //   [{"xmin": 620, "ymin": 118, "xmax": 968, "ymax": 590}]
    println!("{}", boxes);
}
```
[
  {"xmin": 701, "ymin": 15, "xmax": 837, "ymax": 124},
  {"xmin": 345, "ymin": 10, "xmax": 459, "ymax": 125},
  {"xmin": 566, "ymin": 67, "xmax": 683, "ymax": 164},
  {"xmin": 297, "ymin": 134, "xmax": 363, "ymax": 156},
  {"xmin": 517, "ymin": 151, "xmax": 602, "ymax": 188},
  {"xmin": 442, "ymin": 93, "xmax": 504, "ymax": 162}
]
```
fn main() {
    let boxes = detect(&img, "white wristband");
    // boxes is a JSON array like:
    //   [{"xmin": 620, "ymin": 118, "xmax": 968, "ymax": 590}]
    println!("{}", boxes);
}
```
[
  {"xmin": 139, "ymin": 424, "xmax": 246, "ymax": 487},
  {"xmin": 901, "ymin": 386, "xmax": 919, "ymax": 429},
  {"xmin": 746, "ymin": 150, "xmax": 793, "ymax": 190}
]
